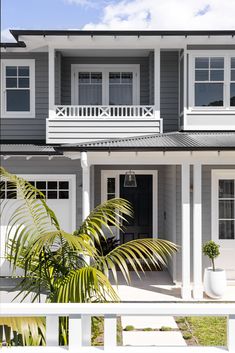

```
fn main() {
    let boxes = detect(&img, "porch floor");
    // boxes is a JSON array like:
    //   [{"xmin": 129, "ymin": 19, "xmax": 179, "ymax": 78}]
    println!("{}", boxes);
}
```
[
  {"xmin": 110, "ymin": 270, "xmax": 235, "ymax": 302},
  {"xmin": 0, "ymin": 270, "xmax": 235, "ymax": 302}
]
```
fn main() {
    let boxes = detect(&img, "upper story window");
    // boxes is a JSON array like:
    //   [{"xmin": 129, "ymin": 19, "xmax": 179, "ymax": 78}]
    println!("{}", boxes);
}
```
[
  {"xmin": 1, "ymin": 59, "xmax": 35, "ymax": 118},
  {"xmin": 72, "ymin": 64, "xmax": 139, "ymax": 106},
  {"xmin": 194, "ymin": 57, "xmax": 224, "ymax": 107},
  {"xmin": 189, "ymin": 53, "xmax": 235, "ymax": 110}
]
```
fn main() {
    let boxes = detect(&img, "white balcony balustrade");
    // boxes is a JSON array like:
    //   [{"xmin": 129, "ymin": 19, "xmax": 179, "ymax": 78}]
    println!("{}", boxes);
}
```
[
  {"xmin": 46, "ymin": 105, "xmax": 162, "ymax": 144},
  {"xmin": 54, "ymin": 105, "xmax": 158, "ymax": 119},
  {"xmin": 1, "ymin": 303, "xmax": 235, "ymax": 352}
]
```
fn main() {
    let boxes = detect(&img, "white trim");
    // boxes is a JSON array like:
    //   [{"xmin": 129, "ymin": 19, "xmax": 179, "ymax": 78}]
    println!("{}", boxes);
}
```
[
  {"xmin": 18, "ymin": 174, "xmax": 76, "ymax": 231},
  {"xmin": 181, "ymin": 163, "xmax": 191, "ymax": 300},
  {"xmin": 193, "ymin": 163, "xmax": 203, "ymax": 300},
  {"xmin": 188, "ymin": 50, "xmax": 235, "ymax": 113},
  {"xmin": 81, "ymin": 152, "xmax": 90, "ymax": 221},
  {"xmin": 1, "ymin": 59, "xmax": 35, "ymax": 118},
  {"xmin": 101, "ymin": 170, "xmax": 158, "ymax": 239},
  {"xmin": 211, "ymin": 169, "xmax": 235, "ymax": 248},
  {"xmin": 88, "ymin": 151, "xmax": 235, "ymax": 166},
  {"xmin": 154, "ymin": 48, "xmax": 160, "ymax": 111},
  {"xmin": 71, "ymin": 64, "xmax": 140, "ymax": 105},
  {"xmin": 48, "ymin": 47, "xmax": 56, "ymax": 118}
]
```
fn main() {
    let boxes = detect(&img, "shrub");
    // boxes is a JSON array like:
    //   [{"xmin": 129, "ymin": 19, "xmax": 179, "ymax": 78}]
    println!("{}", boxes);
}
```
[
  {"xmin": 160, "ymin": 326, "xmax": 173, "ymax": 331},
  {"xmin": 183, "ymin": 332, "xmax": 193, "ymax": 340},
  {"xmin": 124, "ymin": 325, "xmax": 135, "ymax": 331},
  {"xmin": 202, "ymin": 241, "xmax": 220, "ymax": 271}
]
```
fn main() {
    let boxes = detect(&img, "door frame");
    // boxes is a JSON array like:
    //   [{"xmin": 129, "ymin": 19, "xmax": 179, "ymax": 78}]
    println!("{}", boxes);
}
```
[
  {"xmin": 71, "ymin": 64, "xmax": 140, "ymax": 105},
  {"xmin": 101, "ymin": 170, "xmax": 158, "ymax": 239}
]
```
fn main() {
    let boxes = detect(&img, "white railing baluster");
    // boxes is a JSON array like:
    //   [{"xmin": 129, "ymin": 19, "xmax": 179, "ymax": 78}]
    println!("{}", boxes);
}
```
[
  {"xmin": 228, "ymin": 314, "xmax": 235, "ymax": 352},
  {"xmin": 104, "ymin": 314, "xmax": 117, "ymax": 350},
  {"xmin": 46, "ymin": 315, "xmax": 59, "ymax": 347},
  {"xmin": 69, "ymin": 314, "xmax": 82, "ymax": 352},
  {"xmin": 81, "ymin": 315, "xmax": 91, "ymax": 346},
  {"xmin": 53, "ymin": 105, "xmax": 160, "ymax": 120}
]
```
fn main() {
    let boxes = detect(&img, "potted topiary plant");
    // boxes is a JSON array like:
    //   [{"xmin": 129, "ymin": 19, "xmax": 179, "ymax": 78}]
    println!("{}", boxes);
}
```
[{"xmin": 202, "ymin": 241, "xmax": 227, "ymax": 299}]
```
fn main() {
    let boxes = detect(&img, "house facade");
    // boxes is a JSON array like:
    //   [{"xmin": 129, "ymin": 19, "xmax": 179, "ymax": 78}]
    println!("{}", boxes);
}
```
[{"xmin": 1, "ymin": 30, "xmax": 235, "ymax": 300}]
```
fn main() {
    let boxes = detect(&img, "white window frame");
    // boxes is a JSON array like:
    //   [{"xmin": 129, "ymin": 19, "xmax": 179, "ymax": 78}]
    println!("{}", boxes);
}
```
[
  {"xmin": 1, "ymin": 59, "xmax": 35, "ymax": 118},
  {"xmin": 211, "ymin": 170, "xmax": 235, "ymax": 248},
  {"xmin": 19, "ymin": 174, "xmax": 76, "ymax": 232},
  {"xmin": 101, "ymin": 170, "xmax": 158, "ymax": 240},
  {"xmin": 71, "ymin": 64, "xmax": 140, "ymax": 105},
  {"xmin": 188, "ymin": 51, "xmax": 235, "ymax": 113}
]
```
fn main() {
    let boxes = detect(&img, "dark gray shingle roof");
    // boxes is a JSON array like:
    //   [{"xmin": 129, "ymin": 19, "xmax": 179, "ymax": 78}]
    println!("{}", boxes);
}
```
[{"xmin": 59, "ymin": 132, "xmax": 235, "ymax": 151}]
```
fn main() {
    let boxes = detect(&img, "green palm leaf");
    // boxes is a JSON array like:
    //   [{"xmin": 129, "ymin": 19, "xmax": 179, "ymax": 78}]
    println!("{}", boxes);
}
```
[
  {"xmin": 56, "ymin": 267, "xmax": 119, "ymax": 303},
  {"xmin": 0, "ymin": 317, "xmax": 45, "ymax": 346},
  {"xmin": 98, "ymin": 239, "xmax": 178, "ymax": 284},
  {"xmin": 76, "ymin": 198, "xmax": 133, "ymax": 242},
  {"xmin": 0, "ymin": 167, "xmax": 60, "ymax": 270}
]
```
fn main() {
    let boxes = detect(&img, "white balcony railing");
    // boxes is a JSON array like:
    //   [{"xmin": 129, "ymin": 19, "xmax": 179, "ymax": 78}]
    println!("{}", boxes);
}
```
[
  {"xmin": 54, "ymin": 105, "xmax": 159, "ymax": 120},
  {"xmin": 1, "ymin": 303, "xmax": 235, "ymax": 352},
  {"xmin": 47, "ymin": 105, "xmax": 162, "ymax": 143}
]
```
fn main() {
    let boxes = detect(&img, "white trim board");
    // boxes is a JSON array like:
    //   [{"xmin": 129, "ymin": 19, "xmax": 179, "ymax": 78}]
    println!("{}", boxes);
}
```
[
  {"xmin": 71, "ymin": 64, "xmax": 140, "ymax": 105},
  {"xmin": 101, "ymin": 170, "xmax": 158, "ymax": 239}
]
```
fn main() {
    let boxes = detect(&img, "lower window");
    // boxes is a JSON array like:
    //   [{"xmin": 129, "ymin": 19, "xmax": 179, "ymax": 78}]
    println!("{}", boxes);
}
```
[
  {"xmin": 212, "ymin": 171, "xmax": 235, "ymax": 242},
  {"xmin": 218, "ymin": 179, "xmax": 235, "ymax": 239}
]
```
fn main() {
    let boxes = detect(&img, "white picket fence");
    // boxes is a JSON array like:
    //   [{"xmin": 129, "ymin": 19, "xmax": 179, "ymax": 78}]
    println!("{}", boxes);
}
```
[{"xmin": 1, "ymin": 303, "xmax": 235, "ymax": 352}]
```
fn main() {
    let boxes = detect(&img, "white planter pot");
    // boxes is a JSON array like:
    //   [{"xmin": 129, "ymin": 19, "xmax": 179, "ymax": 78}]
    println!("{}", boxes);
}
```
[{"xmin": 204, "ymin": 268, "xmax": 227, "ymax": 299}]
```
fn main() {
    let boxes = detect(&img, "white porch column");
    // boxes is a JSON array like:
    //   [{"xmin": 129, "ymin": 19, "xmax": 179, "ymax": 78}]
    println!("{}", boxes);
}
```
[
  {"xmin": 81, "ymin": 151, "xmax": 90, "ymax": 220},
  {"xmin": 80, "ymin": 151, "xmax": 91, "ymax": 346},
  {"xmin": 154, "ymin": 48, "xmax": 161, "ymax": 123},
  {"xmin": 181, "ymin": 163, "xmax": 191, "ymax": 299},
  {"xmin": 48, "ymin": 46, "xmax": 56, "ymax": 118},
  {"xmin": 193, "ymin": 163, "xmax": 203, "ymax": 300}
]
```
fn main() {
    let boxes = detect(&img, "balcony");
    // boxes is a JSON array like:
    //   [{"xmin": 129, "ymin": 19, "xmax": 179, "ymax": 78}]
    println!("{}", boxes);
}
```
[{"xmin": 46, "ymin": 105, "xmax": 162, "ymax": 144}]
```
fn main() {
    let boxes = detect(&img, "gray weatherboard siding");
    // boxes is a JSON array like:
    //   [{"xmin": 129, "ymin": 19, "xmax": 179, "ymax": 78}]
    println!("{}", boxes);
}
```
[
  {"xmin": 1, "ymin": 51, "xmax": 180, "ymax": 141},
  {"xmin": 61, "ymin": 56, "xmax": 150, "ymax": 105},
  {"xmin": 1, "ymin": 52, "xmax": 48, "ymax": 141}
]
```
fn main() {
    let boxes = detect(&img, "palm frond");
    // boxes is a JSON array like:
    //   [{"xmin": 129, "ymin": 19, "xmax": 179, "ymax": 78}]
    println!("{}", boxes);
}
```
[
  {"xmin": 75, "ymin": 198, "xmax": 133, "ymax": 242},
  {"xmin": 56, "ymin": 267, "xmax": 119, "ymax": 303},
  {"xmin": 0, "ymin": 167, "xmax": 60, "ymax": 270},
  {"xmin": 97, "ymin": 239, "xmax": 178, "ymax": 284},
  {"xmin": 0, "ymin": 317, "xmax": 45, "ymax": 346}
]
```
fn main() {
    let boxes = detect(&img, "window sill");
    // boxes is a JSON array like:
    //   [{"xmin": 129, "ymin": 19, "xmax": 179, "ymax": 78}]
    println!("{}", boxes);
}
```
[
  {"xmin": 1, "ymin": 114, "xmax": 35, "ymax": 119},
  {"xmin": 187, "ymin": 108, "xmax": 235, "ymax": 114}
]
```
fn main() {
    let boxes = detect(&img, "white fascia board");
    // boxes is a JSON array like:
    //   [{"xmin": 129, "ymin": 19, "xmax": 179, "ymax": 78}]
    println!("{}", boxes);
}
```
[
  {"xmin": 13, "ymin": 35, "xmax": 235, "ymax": 51},
  {"xmin": 87, "ymin": 150, "xmax": 235, "ymax": 165}
]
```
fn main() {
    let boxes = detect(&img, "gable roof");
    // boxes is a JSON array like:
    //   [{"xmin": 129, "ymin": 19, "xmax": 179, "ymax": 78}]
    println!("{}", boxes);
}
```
[{"xmin": 57, "ymin": 132, "xmax": 235, "ymax": 151}]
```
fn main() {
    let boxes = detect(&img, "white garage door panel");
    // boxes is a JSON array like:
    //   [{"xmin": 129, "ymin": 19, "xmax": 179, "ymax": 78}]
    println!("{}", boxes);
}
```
[{"xmin": 0, "ymin": 174, "xmax": 76, "ymax": 277}]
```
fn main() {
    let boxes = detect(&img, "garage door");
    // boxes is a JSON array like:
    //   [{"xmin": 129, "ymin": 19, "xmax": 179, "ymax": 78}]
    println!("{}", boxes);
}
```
[{"xmin": 0, "ymin": 174, "xmax": 76, "ymax": 276}]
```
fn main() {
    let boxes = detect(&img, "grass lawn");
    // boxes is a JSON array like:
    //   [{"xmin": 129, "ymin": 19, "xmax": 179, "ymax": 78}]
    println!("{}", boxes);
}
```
[
  {"xmin": 176, "ymin": 316, "xmax": 227, "ymax": 346},
  {"xmin": 92, "ymin": 317, "xmax": 122, "ymax": 346}
]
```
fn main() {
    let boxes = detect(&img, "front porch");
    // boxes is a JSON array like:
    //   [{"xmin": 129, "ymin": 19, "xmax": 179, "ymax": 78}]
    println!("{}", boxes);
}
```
[{"xmin": 70, "ymin": 145, "xmax": 235, "ymax": 301}]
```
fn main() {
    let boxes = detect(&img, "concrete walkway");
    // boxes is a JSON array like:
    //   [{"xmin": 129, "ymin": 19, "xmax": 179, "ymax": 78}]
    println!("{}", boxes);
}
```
[{"xmin": 121, "ymin": 315, "xmax": 186, "ymax": 347}]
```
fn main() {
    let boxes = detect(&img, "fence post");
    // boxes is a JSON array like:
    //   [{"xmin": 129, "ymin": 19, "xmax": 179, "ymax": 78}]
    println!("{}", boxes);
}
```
[
  {"xmin": 81, "ymin": 315, "xmax": 91, "ymax": 346},
  {"xmin": 46, "ymin": 315, "xmax": 59, "ymax": 346},
  {"xmin": 104, "ymin": 314, "xmax": 117, "ymax": 350},
  {"xmin": 69, "ymin": 315, "xmax": 82, "ymax": 352},
  {"xmin": 228, "ymin": 315, "xmax": 235, "ymax": 352}
]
